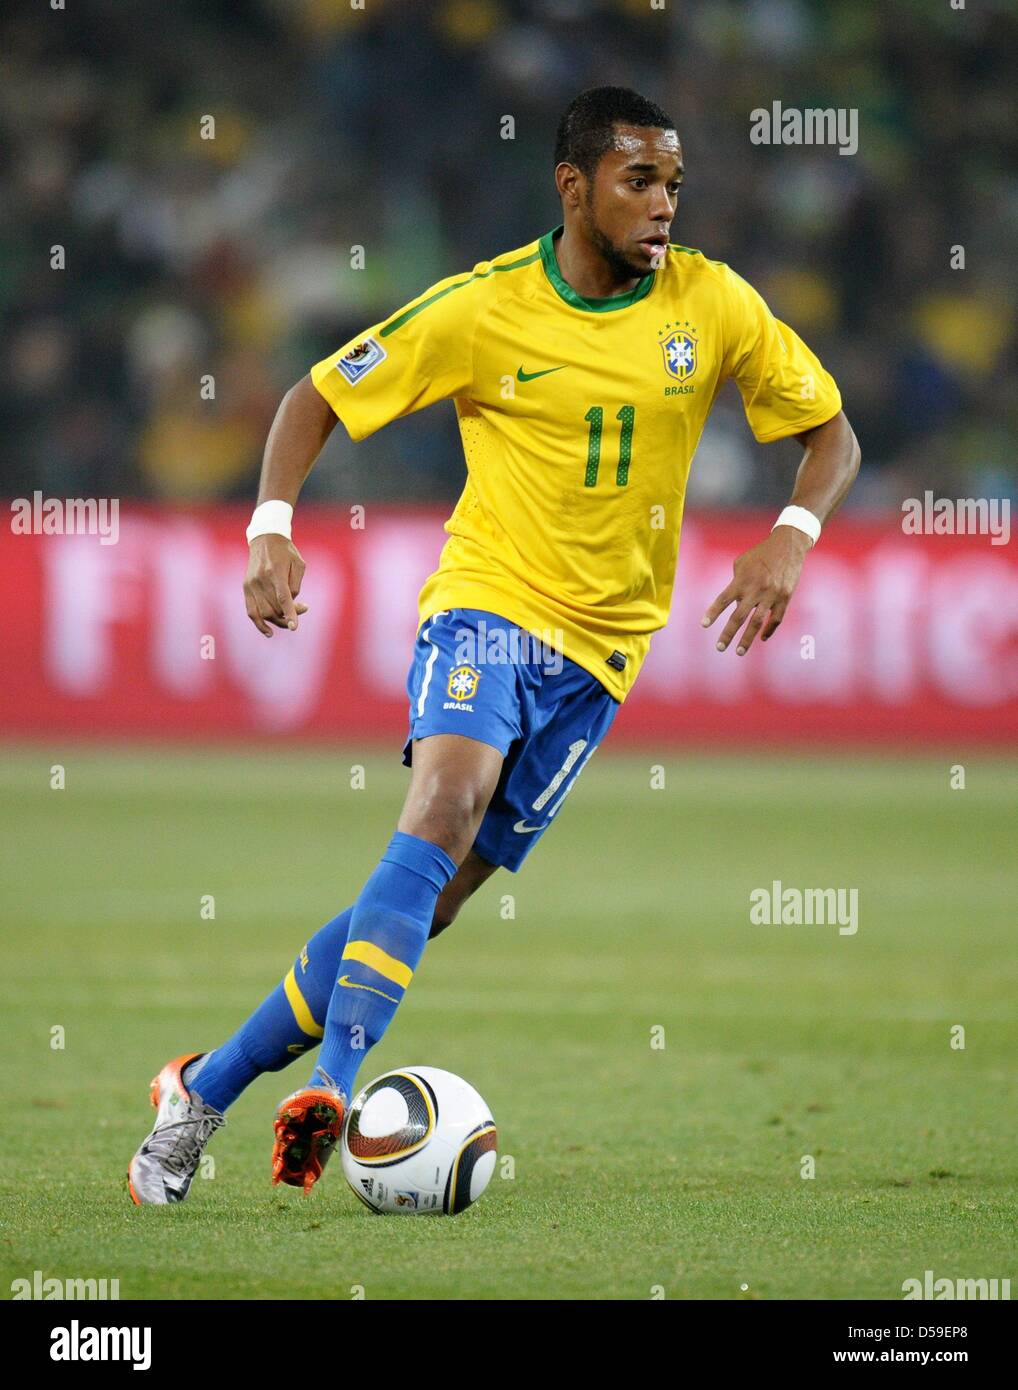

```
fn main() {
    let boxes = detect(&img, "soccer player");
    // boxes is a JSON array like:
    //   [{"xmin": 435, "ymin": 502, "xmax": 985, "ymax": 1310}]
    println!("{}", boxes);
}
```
[{"xmin": 129, "ymin": 86, "xmax": 859, "ymax": 1204}]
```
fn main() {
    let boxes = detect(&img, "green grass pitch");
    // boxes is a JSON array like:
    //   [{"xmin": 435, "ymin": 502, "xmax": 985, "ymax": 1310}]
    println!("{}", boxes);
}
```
[{"xmin": 1, "ymin": 746, "xmax": 1014, "ymax": 1300}]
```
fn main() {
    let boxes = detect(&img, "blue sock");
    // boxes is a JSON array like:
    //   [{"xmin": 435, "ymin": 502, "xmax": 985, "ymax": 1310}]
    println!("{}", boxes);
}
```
[
  {"xmin": 184, "ymin": 907, "xmax": 354, "ymax": 1112},
  {"xmin": 310, "ymin": 832, "xmax": 456, "ymax": 1101}
]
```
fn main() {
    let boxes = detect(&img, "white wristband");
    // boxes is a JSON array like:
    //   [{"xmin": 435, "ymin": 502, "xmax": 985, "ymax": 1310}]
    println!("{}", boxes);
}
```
[
  {"xmin": 246, "ymin": 500, "xmax": 294, "ymax": 544},
  {"xmin": 772, "ymin": 505, "xmax": 821, "ymax": 547}
]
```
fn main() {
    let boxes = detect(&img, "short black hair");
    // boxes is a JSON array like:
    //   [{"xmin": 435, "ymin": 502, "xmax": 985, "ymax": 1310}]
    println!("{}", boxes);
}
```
[{"xmin": 554, "ymin": 86, "xmax": 676, "ymax": 178}]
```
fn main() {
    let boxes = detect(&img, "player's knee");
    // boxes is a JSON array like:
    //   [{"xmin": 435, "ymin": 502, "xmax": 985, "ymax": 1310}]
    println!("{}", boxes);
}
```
[
  {"xmin": 432, "ymin": 776, "xmax": 490, "ymax": 823},
  {"xmin": 406, "ymin": 779, "xmax": 490, "ymax": 855}
]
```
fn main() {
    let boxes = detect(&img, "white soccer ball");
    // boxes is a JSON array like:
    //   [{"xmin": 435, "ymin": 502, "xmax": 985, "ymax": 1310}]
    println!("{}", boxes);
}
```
[{"xmin": 341, "ymin": 1066, "xmax": 497, "ymax": 1215}]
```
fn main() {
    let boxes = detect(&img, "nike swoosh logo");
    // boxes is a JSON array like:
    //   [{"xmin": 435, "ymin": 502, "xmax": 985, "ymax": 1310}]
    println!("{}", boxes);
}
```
[
  {"xmin": 513, "ymin": 819, "xmax": 545, "ymax": 834},
  {"xmin": 337, "ymin": 974, "xmax": 399, "ymax": 1004},
  {"xmin": 516, "ymin": 364, "xmax": 567, "ymax": 383}
]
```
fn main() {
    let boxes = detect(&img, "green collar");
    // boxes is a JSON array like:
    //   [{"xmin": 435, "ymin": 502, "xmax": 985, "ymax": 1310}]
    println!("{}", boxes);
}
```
[{"xmin": 538, "ymin": 226, "xmax": 658, "ymax": 313}]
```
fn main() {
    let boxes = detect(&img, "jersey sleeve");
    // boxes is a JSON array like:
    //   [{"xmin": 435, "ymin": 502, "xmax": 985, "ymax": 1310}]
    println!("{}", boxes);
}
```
[
  {"xmin": 720, "ymin": 265, "xmax": 842, "ymax": 443},
  {"xmin": 310, "ymin": 270, "xmax": 481, "ymax": 441}
]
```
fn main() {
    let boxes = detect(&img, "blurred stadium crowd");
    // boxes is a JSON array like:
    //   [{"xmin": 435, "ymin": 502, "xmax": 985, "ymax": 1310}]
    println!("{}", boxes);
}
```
[{"xmin": 2, "ymin": 0, "xmax": 1015, "ymax": 509}]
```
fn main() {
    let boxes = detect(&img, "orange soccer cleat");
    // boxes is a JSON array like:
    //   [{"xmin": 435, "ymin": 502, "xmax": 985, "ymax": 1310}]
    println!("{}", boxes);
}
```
[{"xmin": 271, "ymin": 1085, "xmax": 346, "ymax": 1195}]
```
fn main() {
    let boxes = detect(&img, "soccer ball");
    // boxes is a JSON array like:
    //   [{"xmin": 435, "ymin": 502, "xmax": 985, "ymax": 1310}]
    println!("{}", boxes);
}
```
[{"xmin": 341, "ymin": 1066, "xmax": 497, "ymax": 1215}]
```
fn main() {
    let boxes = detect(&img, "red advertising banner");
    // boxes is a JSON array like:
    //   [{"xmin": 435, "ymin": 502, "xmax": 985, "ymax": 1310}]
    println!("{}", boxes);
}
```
[{"xmin": 2, "ymin": 505, "xmax": 1016, "ymax": 744}]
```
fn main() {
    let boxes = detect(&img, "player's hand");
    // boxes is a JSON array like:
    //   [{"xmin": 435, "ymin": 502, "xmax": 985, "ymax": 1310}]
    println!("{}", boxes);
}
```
[
  {"xmin": 701, "ymin": 527, "xmax": 811, "ymax": 655},
  {"xmin": 243, "ymin": 534, "xmax": 309, "ymax": 637}
]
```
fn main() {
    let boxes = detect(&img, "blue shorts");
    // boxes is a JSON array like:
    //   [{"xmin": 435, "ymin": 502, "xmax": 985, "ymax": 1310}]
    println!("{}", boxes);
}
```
[{"xmin": 402, "ymin": 609, "xmax": 619, "ymax": 871}]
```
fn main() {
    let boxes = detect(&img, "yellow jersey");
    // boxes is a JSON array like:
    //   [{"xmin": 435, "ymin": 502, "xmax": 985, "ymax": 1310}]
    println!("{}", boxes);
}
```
[{"xmin": 311, "ymin": 227, "xmax": 842, "ymax": 700}]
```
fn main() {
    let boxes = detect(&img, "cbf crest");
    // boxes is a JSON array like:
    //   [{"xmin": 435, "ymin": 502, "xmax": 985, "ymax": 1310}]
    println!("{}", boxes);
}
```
[
  {"xmin": 447, "ymin": 665, "xmax": 480, "ymax": 701},
  {"xmin": 659, "ymin": 322, "xmax": 698, "ymax": 382}
]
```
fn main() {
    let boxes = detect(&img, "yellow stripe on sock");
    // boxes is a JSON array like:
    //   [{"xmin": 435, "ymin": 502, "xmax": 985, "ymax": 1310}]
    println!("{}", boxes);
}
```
[
  {"xmin": 342, "ymin": 939, "xmax": 413, "ymax": 989},
  {"xmin": 283, "ymin": 967, "xmax": 324, "ymax": 1038}
]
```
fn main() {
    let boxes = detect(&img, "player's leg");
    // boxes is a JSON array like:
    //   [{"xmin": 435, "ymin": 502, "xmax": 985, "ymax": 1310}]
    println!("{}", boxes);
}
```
[
  {"xmin": 127, "ymin": 906, "xmax": 355, "ymax": 1205},
  {"xmin": 470, "ymin": 653, "xmax": 620, "ymax": 878},
  {"xmin": 128, "ymin": 852, "xmax": 496, "ymax": 1204},
  {"xmin": 430, "ymin": 848, "xmax": 499, "ymax": 938},
  {"xmin": 272, "ymin": 734, "xmax": 503, "ymax": 1191},
  {"xmin": 304, "ymin": 734, "xmax": 502, "ymax": 1097},
  {"xmin": 271, "ymin": 608, "xmax": 523, "ymax": 1192},
  {"xmin": 178, "ymin": 908, "xmax": 353, "ymax": 1112},
  {"xmin": 154, "ymin": 837, "xmax": 498, "ymax": 1123},
  {"xmin": 129, "ymin": 609, "xmax": 515, "ymax": 1202},
  {"xmin": 271, "ymin": 622, "xmax": 619, "ymax": 1195}
]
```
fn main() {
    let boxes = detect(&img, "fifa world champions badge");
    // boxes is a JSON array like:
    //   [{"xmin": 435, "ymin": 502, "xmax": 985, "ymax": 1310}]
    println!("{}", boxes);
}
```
[{"xmin": 336, "ymin": 336, "xmax": 387, "ymax": 385}]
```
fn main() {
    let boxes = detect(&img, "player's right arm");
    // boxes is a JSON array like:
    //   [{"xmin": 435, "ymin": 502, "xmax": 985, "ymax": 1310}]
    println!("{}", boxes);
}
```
[
  {"xmin": 244, "ymin": 373, "xmax": 337, "ymax": 636},
  {"xmin": 245, "ymin": 266, "xmax": 481, "ymax": 637}
]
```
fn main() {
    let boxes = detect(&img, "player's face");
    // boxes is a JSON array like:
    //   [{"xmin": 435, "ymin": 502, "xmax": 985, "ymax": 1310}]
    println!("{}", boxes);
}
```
[{"xmin": 582, "ymin": 125, "xmax": 683, "ymax": 280}]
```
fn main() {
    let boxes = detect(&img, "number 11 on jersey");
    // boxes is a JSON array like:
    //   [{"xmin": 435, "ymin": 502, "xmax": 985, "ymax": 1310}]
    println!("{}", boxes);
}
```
[{"xmin": 583, "ymin": 405, "xmax": 635, "ymax": 488}]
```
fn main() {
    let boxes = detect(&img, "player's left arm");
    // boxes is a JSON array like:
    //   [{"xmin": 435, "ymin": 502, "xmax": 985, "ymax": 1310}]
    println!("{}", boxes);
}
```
[{"xmin": 702, "ymin": 408, "xmax": 861, "ymax": 654}]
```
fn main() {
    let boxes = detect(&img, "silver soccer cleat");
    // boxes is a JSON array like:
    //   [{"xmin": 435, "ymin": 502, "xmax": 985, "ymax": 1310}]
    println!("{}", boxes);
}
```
[{"xmin": 128, "ymin": 1052, "xmax": 225, "ymax": 1205}]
